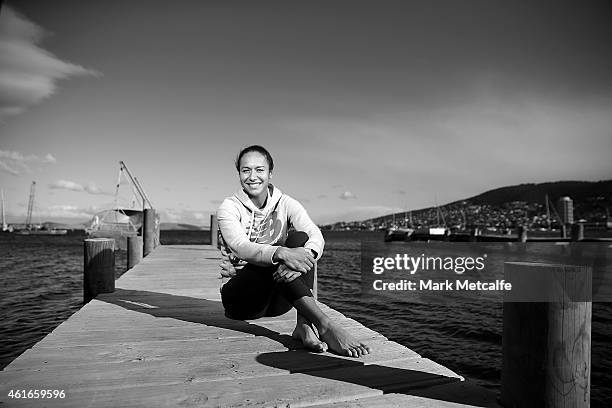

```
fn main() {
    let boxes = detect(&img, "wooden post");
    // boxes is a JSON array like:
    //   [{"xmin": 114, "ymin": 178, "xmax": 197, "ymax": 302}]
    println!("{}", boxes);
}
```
[
  {"xmin": 469, "ymin": 227, "xmax": 479, "ymax": 242},
  {"xmin": 127, "ymin": 235, "xmax": 143, "ymax": 270},
  {"xmin": 313, "ymin": 263, "xmax": 318, "ymax": 300},
  {"xmin": 501, "ymin": 262, "xmax": 592, "ymax": 408},
  {"xmin": 210, "ymin": 214, "xmax": 218, "ymax": 248},
  {"xmin": 560, "ymin": 224, "xmax": 568, "ymax": 239},
  {"xmin": 571, "ymin": 223, "xmax": 584, "ymax": 242},
  {"xmin": 154, "ymin": 211, "xmax": 161, "ymax": 248},
  {"xmin": 83, "ymin": 238, "xmax": 115, "ymax": 303},
  {"xmin": 516, "ymin": 226, "xmax": 527, "ymax": 243},
  {"xmin": 143, "ymin": 208, "xmax": 156, "ymax": 257}
]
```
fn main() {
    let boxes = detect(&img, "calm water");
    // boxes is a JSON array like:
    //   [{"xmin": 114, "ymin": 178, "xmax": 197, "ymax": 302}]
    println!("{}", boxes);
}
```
[{"xmin": 1, "ymin": 230, "xmax": 610, "ymax": 406}]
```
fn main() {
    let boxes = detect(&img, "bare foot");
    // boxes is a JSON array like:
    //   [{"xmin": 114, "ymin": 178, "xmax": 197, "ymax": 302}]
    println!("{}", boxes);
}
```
[
  {"xmin": 292, "ymin": 321, "xmax": 328, "ymax": 353},
  {"xmin": 318, "ymin": 319, "xmax": 371, "ymax": 357}
]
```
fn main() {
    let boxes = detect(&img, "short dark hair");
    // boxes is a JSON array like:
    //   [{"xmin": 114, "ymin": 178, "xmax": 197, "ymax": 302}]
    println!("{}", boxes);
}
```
[{"xmin": 235, "ymin": 145, "xmax": 274, "ymax": 172}]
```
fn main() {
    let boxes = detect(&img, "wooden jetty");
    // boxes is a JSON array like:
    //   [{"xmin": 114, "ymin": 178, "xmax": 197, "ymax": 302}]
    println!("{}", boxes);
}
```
[{"xmin": 1, "ymin": 244, "xmax": 500, "ymax": 407}]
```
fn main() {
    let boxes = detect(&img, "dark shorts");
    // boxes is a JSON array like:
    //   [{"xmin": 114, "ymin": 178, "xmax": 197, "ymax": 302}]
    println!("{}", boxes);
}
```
[{"xmin": 220, "ymin": 231, "xmax": 314, "ymax": 320}]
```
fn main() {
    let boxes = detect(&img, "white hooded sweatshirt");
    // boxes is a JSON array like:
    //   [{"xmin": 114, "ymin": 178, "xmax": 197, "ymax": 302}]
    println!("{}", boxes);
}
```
[{"xmin": 216, "ymin": 184, "xmax": 324, "ymax": 268}]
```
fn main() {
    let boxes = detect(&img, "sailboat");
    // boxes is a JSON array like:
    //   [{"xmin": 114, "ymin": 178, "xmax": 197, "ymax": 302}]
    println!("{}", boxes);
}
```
[
  {"xmin": 384, "ymin": 208, "xmax": 415, "ymax": 242},
  {"xmin": 408, "ymin": 196, "xmax": 450, "ymax": 241},
  {"xmin": 14, "ymin": 182, "xmax": 68, "ymax": 235}
]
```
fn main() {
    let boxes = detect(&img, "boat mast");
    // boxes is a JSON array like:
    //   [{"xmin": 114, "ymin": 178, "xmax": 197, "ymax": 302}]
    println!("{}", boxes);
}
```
[
  {"xmin": 547, "ymin": 195, "xmax": 563, "ymax": 226},
  {"xmin": 1, "ymin": 189, "xmax": 6, "ymax": 231},
  {"xmin": 26, "ymin": 181, "xmax": 36, "ymax": 229},
  {"xmin": 545, "ymin": 194, "xmax": 551, "ymax": 230},
  {"xmin": 435, "ymin": 194, "xmax": 446, "ymax": 227}
]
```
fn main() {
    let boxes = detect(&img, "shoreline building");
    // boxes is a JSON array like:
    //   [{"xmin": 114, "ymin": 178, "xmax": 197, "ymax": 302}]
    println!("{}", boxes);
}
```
[{"xmin": 557, "ymin": 196, "xmax": 574, "ymax": 225}]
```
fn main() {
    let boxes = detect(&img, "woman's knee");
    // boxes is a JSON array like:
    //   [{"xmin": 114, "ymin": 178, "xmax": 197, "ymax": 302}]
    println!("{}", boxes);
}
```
[
  {"xmin": 220, "ymin": 265, "xmax": 275, "ymax": 320},
  {"xmin": 285, "ymin": 231, "xmax": 309, "ymax": 248}
]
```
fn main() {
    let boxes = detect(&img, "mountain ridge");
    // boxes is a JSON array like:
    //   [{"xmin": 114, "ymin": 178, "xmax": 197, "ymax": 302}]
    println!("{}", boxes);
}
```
[{"xmin": 366, "ymin": 179, "xmax": 612, "ymax": 224}]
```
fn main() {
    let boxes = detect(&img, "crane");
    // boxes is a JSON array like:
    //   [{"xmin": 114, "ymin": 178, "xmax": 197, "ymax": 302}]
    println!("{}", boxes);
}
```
[{"xmin": 25, "ymin": 181, "xmax": 36, "ymax": 229}]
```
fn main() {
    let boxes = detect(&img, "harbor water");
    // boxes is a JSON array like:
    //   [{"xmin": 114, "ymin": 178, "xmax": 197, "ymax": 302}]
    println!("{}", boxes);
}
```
[{"xmin": 1, "ymin": 230, "xmax": 610, "ymax": 406}]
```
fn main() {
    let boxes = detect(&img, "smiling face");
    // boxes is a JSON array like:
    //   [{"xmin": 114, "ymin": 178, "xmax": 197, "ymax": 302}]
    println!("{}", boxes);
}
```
[{"xmin": 238, "ymin": 151, "xmax": 272, "ymax": 206}]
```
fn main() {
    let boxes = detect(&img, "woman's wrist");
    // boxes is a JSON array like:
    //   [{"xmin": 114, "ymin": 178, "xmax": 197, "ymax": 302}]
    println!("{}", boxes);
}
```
[{"xmin": 272, "ymin": 247, "xmax": 287, "ymax": 263}]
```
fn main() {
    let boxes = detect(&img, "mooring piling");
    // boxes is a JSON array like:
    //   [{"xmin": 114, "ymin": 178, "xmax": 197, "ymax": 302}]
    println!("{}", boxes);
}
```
[
  {"xmin": 210, "ymin": 214, "xmax": 218, "ymax": 248},
  {"xmin": 143, "ymin": 208, "xmax": 157, "ymax": 257},
  {"xmin": 127, "ymin": 235, "xmax": 143, "ymax": 270},
  {"xmin": 501, "ymin": 262, "xmax": 592, "ymax": 407},
  {"xmin": 83, "ymin": 238, "xmax": 115, "ymax": 303}
]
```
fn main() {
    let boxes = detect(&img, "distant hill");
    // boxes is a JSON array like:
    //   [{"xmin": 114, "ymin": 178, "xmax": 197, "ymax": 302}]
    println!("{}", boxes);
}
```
[
  {"xmin": 457, "ymin": 180, "xmax": 612, "ymax": 208},
  {"xmin": 365, "ymin": 179, "xmax": 612, "ymax": 224},
  {"xmin": 160, "ymin": 222, "xmax": 204, "ymax": 231}
]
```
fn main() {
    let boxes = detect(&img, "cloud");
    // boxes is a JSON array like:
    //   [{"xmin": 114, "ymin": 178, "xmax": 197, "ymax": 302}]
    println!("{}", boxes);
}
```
[
  {"xmin": 44, "ymin": 204, "xmax": 97, "ymax": 218},
  {"xmin": 0, "ymin": 149, "xmax": 57, "ymax": 175},
  {"xmin": 49, "ymin": 179, "xmax": 111, "ymax": 195},
  {"xmin": 50, "ymin": 180, "xmax": 83, "ymax": 192},
  {"xmin": 84, "ymin": 182, "xmax": 106, "ymax": 195},
  {"xmin": 0, "ymin": 7, "xmax": 100, "ymax": 121},
  {"xmin": 339, "ymin": 191, "xmax": 357, "ymax": 200},
  {"xmin": 0, "ymin": 159, "xmax": 19, "ymax": 175}
]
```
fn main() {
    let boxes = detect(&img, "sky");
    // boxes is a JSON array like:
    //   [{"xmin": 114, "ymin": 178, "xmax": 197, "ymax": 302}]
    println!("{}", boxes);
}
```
[{"xmin": 1, "ymin": 0, "xmax": 611, "ymax": 226}]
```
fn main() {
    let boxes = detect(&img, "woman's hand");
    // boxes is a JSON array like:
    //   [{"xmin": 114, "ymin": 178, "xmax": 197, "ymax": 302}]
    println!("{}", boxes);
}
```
[
  {"xmin": 273, "ymin": 265, "xmax": 302, "ymax": 283},
  {"xmin": 273, "ymin": 247, "xmax": 315, "ymax": 274},
  {"xmin": 220, "ymin": 259, "xmax": 237, "ymax": 278},
  {"xmin": 219, "ymin": 247, "xmax": 237, "ymax": 278}
]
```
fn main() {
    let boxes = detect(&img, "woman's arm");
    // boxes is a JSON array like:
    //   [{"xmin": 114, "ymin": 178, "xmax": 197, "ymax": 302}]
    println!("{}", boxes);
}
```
[
  {"xmin": 216, "ymin": 200, "xmax": 278, "ymax": 266},
  {"xmin": 285, "ymin": 196, "xmax": 325, "ymax": 259},
  {"xmin": 272, "ymin": 246, "xmax": 315, "ymax": 273}
]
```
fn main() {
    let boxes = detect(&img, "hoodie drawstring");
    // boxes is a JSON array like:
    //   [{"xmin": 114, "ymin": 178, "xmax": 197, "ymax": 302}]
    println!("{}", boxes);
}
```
[{"xmin": 247, "ymin": 211, "xmax": 255, "ymax": 241}]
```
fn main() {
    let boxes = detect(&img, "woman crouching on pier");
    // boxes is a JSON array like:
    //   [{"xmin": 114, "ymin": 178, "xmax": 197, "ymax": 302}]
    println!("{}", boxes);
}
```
[{"xmin": 216, "ymin": 145, "xmax": 370, "ymax": 357}]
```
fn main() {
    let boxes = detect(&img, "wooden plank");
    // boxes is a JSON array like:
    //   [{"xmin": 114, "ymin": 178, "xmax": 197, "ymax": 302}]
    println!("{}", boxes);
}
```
[
  {"xmin": 0, "ymin": 356, "xmax": 465, "ymax": 407},
  {"xmin": 1, "ymin": 351, "xmax": 434, "ymax": 392},
  {"xmin": 6, "ymin": 336, "xmax": 419, "ymax": 373},
  {"xmin": 1, "ymin": 378, "xmax": 380, "ymax": 408},
  {"xmin": 314, "ymin": 384, "xmax": 501, "ymax": 408}
]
